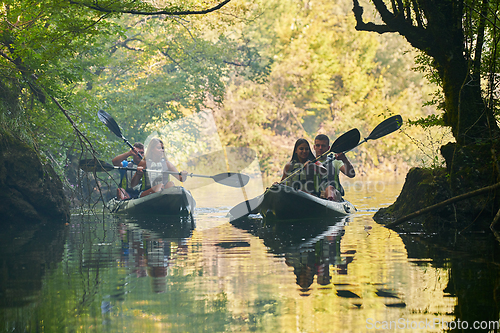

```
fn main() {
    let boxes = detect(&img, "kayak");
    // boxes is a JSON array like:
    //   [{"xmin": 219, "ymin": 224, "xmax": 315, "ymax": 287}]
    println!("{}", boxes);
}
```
[
  {"xmin": 106, "ymin": 186, "xmax": 196, "ymax": 216},
  {"xmin": 257, "ymin": 184, "xmax": 356, "ymax": 220}
]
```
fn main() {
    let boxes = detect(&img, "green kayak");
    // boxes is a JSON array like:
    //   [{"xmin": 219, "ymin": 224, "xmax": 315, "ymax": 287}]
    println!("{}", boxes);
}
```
[
  {"xmin": 107, "ymin": 186, "xmax": 196, "ymax": 216},
  {"xmin": 258, "ymin": 184, "xmax": 356, "ymax": 220}
]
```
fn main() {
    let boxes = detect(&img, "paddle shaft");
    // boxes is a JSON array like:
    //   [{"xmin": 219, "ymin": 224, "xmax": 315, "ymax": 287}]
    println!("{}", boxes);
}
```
[
  {"xmin": 79, "ymin": 159, "xmax": 249, "ymax": 187},
  {"xmin": 229, "ymin": 115, "xmax": 403, "ymax": 219},
  {"xmin": 123, "ymin": 138, "xmax": 144, "ymax": 160},
  {"xmin": 105, "ymin": 165, "xmax": 218, "ymax": 179},
  {"xmin": 98, "ymin": 110, "xmax": 144, "ymax": 159}
]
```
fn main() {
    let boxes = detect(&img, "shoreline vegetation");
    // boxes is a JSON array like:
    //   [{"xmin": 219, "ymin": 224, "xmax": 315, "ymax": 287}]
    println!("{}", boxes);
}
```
[{"xmin": 1, "ymin": 0, "xmax": 498, "ymax": 235}]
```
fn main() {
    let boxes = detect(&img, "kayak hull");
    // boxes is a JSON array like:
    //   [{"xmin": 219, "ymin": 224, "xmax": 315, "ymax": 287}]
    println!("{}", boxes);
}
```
[
  {"xmin": 259, "ymin": 184, "xmax": 356, "ymax": 220},
  {"xmin": 107, "ymin": 186, "xmax": 196, "ymax": 216}
]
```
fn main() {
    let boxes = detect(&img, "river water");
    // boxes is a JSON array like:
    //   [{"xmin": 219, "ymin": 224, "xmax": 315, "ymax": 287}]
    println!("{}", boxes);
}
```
[{"xmin": 1, "ymin": 176, "xmax": 500, "ymax": 332}]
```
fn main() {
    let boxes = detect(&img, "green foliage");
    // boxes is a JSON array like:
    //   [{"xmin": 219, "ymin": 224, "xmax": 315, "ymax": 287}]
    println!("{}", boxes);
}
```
[
  {"xmin": 407, "ymin": 114, "xmax": 445, "ymax": 128},
  {"xmin": 0, "ymin": 0, "xmax": 264, "ymax": 182},
  {"xmin": 0, "ymin": 0, "xmax": 476, "ymax": 186},
  {"xmin": 214, "ymin": 0, "xmax": 440, "ymax": 178}
]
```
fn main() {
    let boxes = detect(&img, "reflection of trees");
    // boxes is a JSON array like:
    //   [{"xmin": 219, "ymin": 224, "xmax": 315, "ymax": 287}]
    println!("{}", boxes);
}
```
[
  {"xmin": 0, "ymin": 221, "xmax": 66, "ymax": 332},
  {"xmin": 400, "ymin": 233, "xmax": 500, "ymax": 330},
  {"xmin": 0, "ymin": 222, "xmax": 67, "ymax": 308}
]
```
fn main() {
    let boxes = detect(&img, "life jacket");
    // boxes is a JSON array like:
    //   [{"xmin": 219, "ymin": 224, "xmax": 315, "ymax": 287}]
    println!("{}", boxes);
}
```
[
  {"xmin": 119, "ymin": 159, "xmax": 146, "ymax": 192},
  {"xmin": 144, "ymin": 158, "xmax": 170, "ymax": 189},
  {"xmin": 285, "ymin": 160, "xmax": 322, "ymax": 195},
  {"xmin": 319, "ymin": 155, "xmax": 344, "ymax": 196}
]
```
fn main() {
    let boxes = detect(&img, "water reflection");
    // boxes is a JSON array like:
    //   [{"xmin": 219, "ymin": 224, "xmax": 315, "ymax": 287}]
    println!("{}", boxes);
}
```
[
  {"xmin": 2, "ymin": 178, "xmax": 500, "ymax": 332},
  {"xmin": 0, "ymin": 222, "xmax": 67, "ymax": 308},
  {"xmin": 118, "ymin": 215, "xmax": 195, "ymax": 293},
  {"xmin": 231, "ymin": 216, "xmax": 351, "ymax": 294},
  {"xmin": 399, "ymin": 232, "xmax": 500, "ymax": 331},
  {"xmin": 0, "ymin": 221, "xmax": 66, "ymax": 331}
]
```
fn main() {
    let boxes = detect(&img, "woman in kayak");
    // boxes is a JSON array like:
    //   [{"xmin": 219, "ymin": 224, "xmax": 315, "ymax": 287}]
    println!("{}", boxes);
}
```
[
  {"xmin": 131, "ymin": 138, "xmax": 187, "ymax": 198},
  {"xmin": 280, "ymin": 138, "xmax": 328, "ymax": 197}
]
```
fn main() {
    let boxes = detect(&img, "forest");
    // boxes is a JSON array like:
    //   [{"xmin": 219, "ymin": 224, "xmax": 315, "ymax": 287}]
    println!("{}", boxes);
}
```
[{"xmin": 1, "ymin": 0, "xmax": 499, "ymax": 230}]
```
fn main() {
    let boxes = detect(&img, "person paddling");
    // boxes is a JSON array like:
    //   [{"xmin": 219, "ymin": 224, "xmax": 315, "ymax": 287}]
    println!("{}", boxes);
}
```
[
  {"xmin": 280, "ymin": 138, "xmax": 327, "ymax": 195},
  {"xmin": 313, "ymin": 134, "xmax": 355, "ymax": 201},
  {"xmin": 112, "ymin": 142, "xmax": 145, "ymax": 200},
  {"xmin": 133, "ymin": 138, "xmax": 187, "ymax": 198}
]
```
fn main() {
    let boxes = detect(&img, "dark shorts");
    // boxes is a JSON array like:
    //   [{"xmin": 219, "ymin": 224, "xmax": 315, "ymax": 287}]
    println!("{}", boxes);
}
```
[{"xmin": 126, "ymin": 188, "xmax": 141, "ymax": 199}]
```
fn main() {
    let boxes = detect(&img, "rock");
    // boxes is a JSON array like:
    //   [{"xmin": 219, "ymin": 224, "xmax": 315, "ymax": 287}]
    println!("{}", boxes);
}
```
[
  {"xmin": 374, "ymin": 139, "xmax": 500, "ymax": 232},
  {"xmin": 0, "ymin": 130, "xmax": 70, "ymax": 227}
]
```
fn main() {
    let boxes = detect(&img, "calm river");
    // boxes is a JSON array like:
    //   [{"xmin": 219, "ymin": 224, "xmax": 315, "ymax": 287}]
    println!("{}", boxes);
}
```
[{"xmin": 1, "ymin": 175, "xmax": 500, "ymax": 332}]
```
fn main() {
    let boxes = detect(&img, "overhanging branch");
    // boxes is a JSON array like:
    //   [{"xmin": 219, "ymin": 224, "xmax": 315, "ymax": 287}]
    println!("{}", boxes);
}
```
[
  {"xmin": 352, "ymin": 0, "xmax": 398, "ymax": 33},
  {"xmin": 69, "ymin": 0, "xmax": 232, "ymax": 16}
]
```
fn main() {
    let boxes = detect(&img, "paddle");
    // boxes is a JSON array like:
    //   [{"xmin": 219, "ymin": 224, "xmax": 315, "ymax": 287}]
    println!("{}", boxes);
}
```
[
  {"xmin": 279, "ymin": 128, "xmax": 361, "ymax": 187},
  {"xmin": 229, "ymin": 128, "xmax": 361, "ymax": 220},
  {"xmin": 355, "ymin": 114, "xmax": 403, "ymax": 148},
  {"xmin": 98, "ymin": 110, "xmax": 144, "ymax": 159},
  {"xmin": 79, "ymin": 159, "xmax": 250, "ymax": 188},
  {"xmin": 229, "ymin": 115, "xmax": 404, "ymax": 220}
]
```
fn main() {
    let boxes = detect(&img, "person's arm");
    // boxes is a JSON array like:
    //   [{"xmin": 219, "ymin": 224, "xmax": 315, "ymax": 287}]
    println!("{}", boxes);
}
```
[
  {"xmin": 167, "ymin": 161, "xmax": 188, "ymax": 182},
  {"xmin": 112, "ymin": 149, "xmax": 136, "ymax": 166},
  {"xmin": 280, "ymin": 163, "xmax": 292, "ymax": 181},
  {"xmin": 336, "ymin": 153, "xmax": 355, "ymax": 178},
  {"xmin": 131, "ymin": 160, "xmax": 145, "ymax": 187}
]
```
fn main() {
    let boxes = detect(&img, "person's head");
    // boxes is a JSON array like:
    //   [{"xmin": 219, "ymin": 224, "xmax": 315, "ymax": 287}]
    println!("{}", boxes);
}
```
[
  {"xmin": 145, "ymin": 138, "xmax": 166, "ymax": 161},
  {"xmin": 291, "ymin": 138, "xmax": 315, "ymax": 163},
  {"xmin": 314, "ymin": 134, "xmax": 330, "ymax": 157},
  {"xmin": 132, "ymin": 142, "xmax": 145, "ymax": 163}
]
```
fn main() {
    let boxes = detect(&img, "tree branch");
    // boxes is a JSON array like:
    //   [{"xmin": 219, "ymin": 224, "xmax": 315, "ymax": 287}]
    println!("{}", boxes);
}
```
[
  {"xmin": 352, "ymin": 0, "xmax": 431, "ymax": 52},
  {"xmin": 352, "ymin": 0, "xmax": 398, "ymax": 33},
  {"xmin": 411, "ymin": 0, "xmax": 424, "ymax": 28},
  {"xmin": 386, "ymin": 182, "xmax": 500, "ymax": 229},
  {"xmin": 68, "ymin": 0, "xmax": 233, "ymax": 16}
]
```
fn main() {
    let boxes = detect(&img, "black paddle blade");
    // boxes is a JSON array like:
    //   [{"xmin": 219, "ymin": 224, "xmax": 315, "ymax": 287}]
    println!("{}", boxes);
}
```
[
  {"xmin": 367, "ymin": 115, "xmax": 403, "ymax": 141},
  {"xmin": 229, "ymin": 195, "xmax": 263, "ymax": 220},
  {"xmin": 79, "ymin": 159, "xmax": 115, "ymax": 172},
  {"xmin": 98, "ymin": 110, "xmax": 123, "ymax": 139},
  {"xmin": 212, "ymin": 173, "xmax": 250, "ymax": 187},
  {"xmin": 330, "ymin": 128, "xmax": 361, "ymax": 153}
]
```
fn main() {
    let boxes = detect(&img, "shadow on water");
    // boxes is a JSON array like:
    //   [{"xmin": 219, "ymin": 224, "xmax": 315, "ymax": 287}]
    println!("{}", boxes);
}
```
[
  {"xmin": 231, "ymin": 216, "xmax": 357, "ymax": 296},
  {"xmin": 399, "ymin": 231, "xmax": 500, "ymax": 330},
  {"xmin": 0, "ymin": 221, "xmax": 67, "ymax": 309}
]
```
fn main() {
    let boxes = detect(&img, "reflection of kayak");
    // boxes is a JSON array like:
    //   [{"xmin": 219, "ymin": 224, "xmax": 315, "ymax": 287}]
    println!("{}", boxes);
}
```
[
  {"xmin": 126, "ymin": 215, "xmax": 196, "ymax": 240},
  {"xmin": 107, "ymin": 186, "xmax": 196, "ymax": 216},
  {"xmin": 258, "ymin": 184, "xmax": 356, "ymax": 220}
]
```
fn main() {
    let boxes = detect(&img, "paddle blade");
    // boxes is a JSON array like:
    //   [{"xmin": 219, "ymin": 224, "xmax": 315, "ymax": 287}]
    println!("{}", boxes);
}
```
[
  {"xmin": 229, "ymin": 195, "xmax": 263, "ymax": 220},
  {"xmin": 366, "ymin": 115, "xmax": 403, "ymax": 141},
  {"xmin": 211, "ymin": 173, "xmax": 250, "ymax": 187},
  {"xmin": 98, "ymin": 110, "xmax": 123, "ymax": 139},
  {"xmin": 79, "ymin": 159, "xmax": 115, "ymax": 172},
  {"xmin": 329, "ymin": 128, "xmax": 361, "ymax": 153}
]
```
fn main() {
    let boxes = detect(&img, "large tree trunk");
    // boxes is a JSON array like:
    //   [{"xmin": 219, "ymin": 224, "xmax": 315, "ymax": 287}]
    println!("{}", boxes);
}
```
[
  {"xmin": 440, "ymin": 59, "xmax": 495, "ymax": 145},
  {"xmin": 352, "ymin": 0, "xmax": 500, "ymax": 145}
]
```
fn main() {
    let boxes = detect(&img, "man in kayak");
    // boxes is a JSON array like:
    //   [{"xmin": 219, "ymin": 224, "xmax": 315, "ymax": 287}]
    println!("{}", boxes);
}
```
[
  {"xmin": 112, "ymin": 142, "xmax": 145, "ymax": 200},
  {"xmin": 314, "ymin": 134, "xmax": 355, "ymax": 201}
]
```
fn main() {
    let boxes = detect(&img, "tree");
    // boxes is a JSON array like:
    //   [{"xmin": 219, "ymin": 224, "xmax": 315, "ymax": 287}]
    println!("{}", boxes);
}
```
[
  {"xmin": 214, "ymin": 0, "xmax": 437, "ymax": 178},
  {"xmin": 352, "ymin": 0, "xmax": 500, "ymax": 146},
  {"xmin": 1, "ymin": 0, "xmax": 258, "ymax": 213},
  {"xmin": 0, "ymin": 0, "xmax": 236, "ymax": 140}
]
